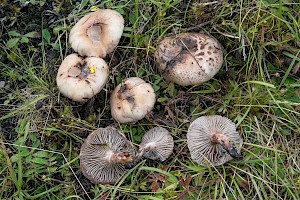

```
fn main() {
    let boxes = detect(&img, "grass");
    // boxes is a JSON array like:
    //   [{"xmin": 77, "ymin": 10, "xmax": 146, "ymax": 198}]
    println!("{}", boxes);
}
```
[{"xmin": 0, "ymin": 0, "xmax": 299, "ymax": 199}]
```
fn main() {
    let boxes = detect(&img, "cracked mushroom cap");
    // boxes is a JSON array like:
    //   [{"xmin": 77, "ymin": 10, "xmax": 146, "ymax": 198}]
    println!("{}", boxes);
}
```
[
  {"xmin": 136, "ymin": 127, "xmax": 174, "ymax": 162},
  {"xmin": 80, "ymin": 127, "xmax": 136, "ymax": 184},
  {"xmin": 110, "ymin": 77, "xmax": 156, "ymax": 123},
  {"xmin": 155, "ymin": 33, "xmax": 223, "ymax": 86},
  {"xmin": 69, "ymin": 9, "xmax": 124, "ymax": 58},
  {"xmin": 187, "ymin": 115, "xmax": 243, "ymax": 167},
  {"xmin": 56, "ymin": 53, "xmax": 109, "ymax": 102}
]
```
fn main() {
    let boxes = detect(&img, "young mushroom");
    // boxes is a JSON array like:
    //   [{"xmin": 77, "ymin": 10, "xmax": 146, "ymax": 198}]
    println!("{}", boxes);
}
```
[
  {"xmin": 135, "ymin": 127, "xmax": 174, "ymax": 162},
  {"xmin": 56, "ymin": 53, "xmax": 108, "ymax": 102},
  {"xmin": 80, "ymin": 127, "xmax": 136, "ymax": 184},
  {"xmin": 69, "ymin": 9, "xmax": 124, "ymax": 58},
  {"xmin": 110, "ymin": 77, "xmax": 156, "ymax": 123},
  {"xmin": 155, "ymin": 33, "xmax": 223, "ymax": 86},
  {"xmin": 187, "ymin": 115, "xmax": 243, "ymax": 167}
]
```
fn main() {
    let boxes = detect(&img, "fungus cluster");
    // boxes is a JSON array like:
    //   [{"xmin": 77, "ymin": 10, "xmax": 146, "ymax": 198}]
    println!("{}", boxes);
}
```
[
  {"xmin": 56, "ymin": 9, "xmax": 124, "ymax": 102},
  {"xmin": 80, "ymin": 126, "xmax": 174, "ymax": 184},
  {"xmin": 57, "ymin": 7, "xmax": 244, "ymax": 186}
]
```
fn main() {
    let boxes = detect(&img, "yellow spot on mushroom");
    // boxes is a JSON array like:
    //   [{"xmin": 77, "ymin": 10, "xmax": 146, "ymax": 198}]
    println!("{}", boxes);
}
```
[{"xmin": 90, "ymin": 66, "xmax": 96, "ymax": 74}]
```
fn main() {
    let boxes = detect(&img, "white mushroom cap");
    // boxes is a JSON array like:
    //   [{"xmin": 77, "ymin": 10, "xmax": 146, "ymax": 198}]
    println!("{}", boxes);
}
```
[
  {"xmin": 137, "ymin": 127, "xmax": 174, "ymax": 161},
  {"xmin": 69, "ymin": 9, "xmax": 124, "ymax": 58},
  {"xmin": 155, "ymin": 33, "xmax": 223, "ymax": 86},
  {"xmin": 110, "ymin": 77, "xmax": 156, "ymax": 123},
  {"xmin": 187, "ymin": 115, "xmax": 243, "ymax": 167},
  {"xmin": 56, "ymin": 53, "xmax": 108, "ymax": 102},
  {"xmin": 80, "ymin": 127, "xmax": 136, "ymax": 184}
]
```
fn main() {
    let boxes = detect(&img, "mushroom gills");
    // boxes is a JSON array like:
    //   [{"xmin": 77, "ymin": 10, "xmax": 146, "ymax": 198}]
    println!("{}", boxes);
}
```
[{"xmin": 210, "ymin": 131, "xmax": 240, "ymax": 159}]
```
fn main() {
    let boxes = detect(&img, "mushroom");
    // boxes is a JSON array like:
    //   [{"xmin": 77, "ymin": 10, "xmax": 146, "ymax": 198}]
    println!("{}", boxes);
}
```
[
  {"xmin": 155, "ymin": 33, "xmax": 223, "ymax": 86},
  {"xmin": 56, "ymin": 53, "xmax": 108, "ymax": 102},
  {"xmin": 80, "ymin": 127, "xmax": 136, "ymax": 184},
  {"xmin": 69, "ymin": 9, "xmax": 124, "ymax": 58},
  {"xmin": 187, "ymin": 115, "xmax": 243, "ymax": 167},
  {"xmin": 110, "ymin": 77, "xmax": 156, "ymax": 123},
  {"xmin": 136, "ymin": 127, "xmax": 174, "ymax": 162}
]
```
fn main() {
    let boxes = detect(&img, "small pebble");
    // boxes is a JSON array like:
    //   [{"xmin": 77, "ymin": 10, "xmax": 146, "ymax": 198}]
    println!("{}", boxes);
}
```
[{"xmin": 0, "ymin": 81, "xmax": 5, "ymax": 88}]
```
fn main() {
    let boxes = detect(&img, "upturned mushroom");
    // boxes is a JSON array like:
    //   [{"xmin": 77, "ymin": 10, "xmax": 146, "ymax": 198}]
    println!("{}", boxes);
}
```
[
  {"xmin": 187, "ymin": 115, "xmax": 243, "ymax": 167},
  {"xmin": 136, "ymin": 127, "xmax": 174, "ymax": 162},
  {"xmin": 56, "ymin": 53, "xmax": 109, "ymax": 102},
  {"xmin": 155, "ymin": 33, "xmax": 223, "ymax": 86},
  {"xmin": 69, "ymin": 9, "xmax": 124, "ymax": 58},
  {"xmin": 110, "ymin": 77, "xmax": 156, "ymax": 123},
  {"xmin": 80, "ymin": 127, "xmax": 136, "ymax": 184}
]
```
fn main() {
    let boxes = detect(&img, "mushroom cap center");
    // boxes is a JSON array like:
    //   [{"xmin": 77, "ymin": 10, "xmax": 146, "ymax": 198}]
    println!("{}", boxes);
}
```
[
  {"xmin": 87, "ymin": 23, "xmax": 102, "ymax": 42},
  {"xmin": 68, "ymin": 62, "xmax": 93, "ymax": 79},
  {"xmin": 68, "ymin": 66, "xmax": 81, "ymax": 77}
]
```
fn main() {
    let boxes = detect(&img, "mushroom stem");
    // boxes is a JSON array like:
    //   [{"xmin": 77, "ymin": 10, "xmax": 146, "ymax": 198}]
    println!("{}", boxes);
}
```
[
  {"xmin": 135, "ymin": 148, "xmax": 146, "ymax": 162},
  {"xmin": 124, "ymin": 146, "xmax": 148, "ymax": 169},
  {"xmin": 211, "ymin": 131, "xmax": 240, "ymax": 158},
  {"xmin": 108, "ymin": 152, "xmax": 133, "ymax": 164}
]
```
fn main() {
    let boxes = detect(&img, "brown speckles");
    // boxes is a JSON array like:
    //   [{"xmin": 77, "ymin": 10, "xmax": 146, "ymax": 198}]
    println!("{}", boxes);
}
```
[
  {"xmin": 155, "ymin": 33, "xmax": 223, "ymax": 86},
  {"xmin": 119, "ymin": 85, "xmax": 127, "ymax": 93},
  {"xmin": 200, "ymin": 42, "xmax": 208, "ymax": 50},
  {"xmin": 85, "ymin": 80, "xmax": 90, "ymax": 84}
]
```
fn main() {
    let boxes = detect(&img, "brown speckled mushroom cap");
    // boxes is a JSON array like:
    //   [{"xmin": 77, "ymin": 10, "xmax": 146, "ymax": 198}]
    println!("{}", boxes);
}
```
[
  {"xmin": 110, "ymin": 77, "xmax": 156, "ymax": 123},
  {"xmin": 137, "ymin": 127, "xmax": 174, "ymax": 162},
  {"xmin": 80, "ymin": 127, "xmax": 136, "ymax": 184},
  {"xmin": 56, "ymin": 53, "xmax": 108, "ymax": 102},
  {"xmin": 187, "ymin": 115, "xmax": 243, "ymax": 167},
  {"xmin": 69, "ymin": 9, "xmax": 124, "ymax": 58},
  {"xmin": 155, "ymin": 33, "xmax": 223, "ymax": 86}
]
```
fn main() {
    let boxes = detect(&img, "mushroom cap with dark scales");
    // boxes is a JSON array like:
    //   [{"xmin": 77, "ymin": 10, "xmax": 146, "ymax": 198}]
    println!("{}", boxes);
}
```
[
  {"xmin": 110, "ymin": 77, "xmax": 156, "ymax": 123},
  {"xmin": 187, "ymin": 115, "xmax": 243, "ymax": 167},
  {"xmin": 155, "ymin": 33, "xmax": 223, "ymax": 86},
  {"xmin": 80, "ymin": 127, "xmax": 136, "ymax": 184},
  {"xmin": 69, "ymin": 9, "xmax": 124, "ymax": 58},
  {"xmin": 139, "ymin": 127, "xmax": 174, "ymax": 161},
  {"xmin": 56, "ymin": 54, "xmax": 109, "ymax": 102}
]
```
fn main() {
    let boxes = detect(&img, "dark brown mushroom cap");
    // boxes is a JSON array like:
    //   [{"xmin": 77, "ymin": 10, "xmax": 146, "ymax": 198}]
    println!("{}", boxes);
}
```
[
  {"xmin": 187, "ymin": 115, "xmax": 243, "ymax": 167},
  {"xmin": 138, "ymin": 127, "xmax": 174, "ymax": 161},
  {"xmin": 155, "ymin": 33, "xmax": 223, "ymax": 86},
  {"xmin": 80, "ymin": 127, "xmax": 136, "ymax": 184}
]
